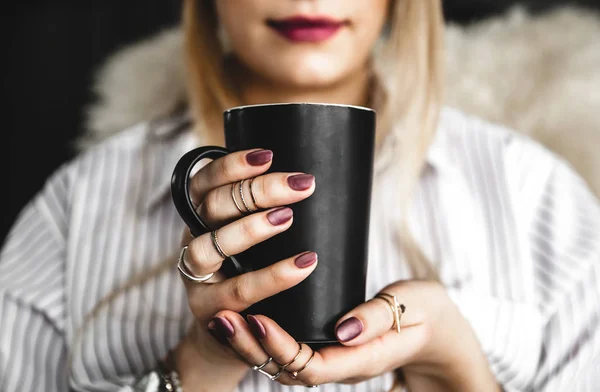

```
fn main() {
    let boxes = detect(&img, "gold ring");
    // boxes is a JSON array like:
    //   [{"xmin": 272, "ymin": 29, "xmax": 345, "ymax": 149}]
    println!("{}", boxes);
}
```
[
  {"xmin": 211, "ymin": 230, "xmax": 230, "ymax": 259},
  {"xmin": 279, "ymin": 342, "xmax": 303, "ymax": 370},
  {"xmin": 231, "ymin": 182, "xmax": 245, "ymax": 214},
  {"xmin": 288, "ymin": 349, "xmax": 315, "ymax": 379},
  {"xmin": 249, "ymin": 177, "xmax": 261, "ymax": 210},
  {"xmin": 374, "ymin": 293, "xmax": 405, "ymax": 334}
]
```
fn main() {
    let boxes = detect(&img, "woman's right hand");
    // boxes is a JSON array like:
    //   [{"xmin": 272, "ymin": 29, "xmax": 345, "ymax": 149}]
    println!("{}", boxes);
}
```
[{"xmin": 172, "ymin": 149, "xmax": 317, "ymax": 391}]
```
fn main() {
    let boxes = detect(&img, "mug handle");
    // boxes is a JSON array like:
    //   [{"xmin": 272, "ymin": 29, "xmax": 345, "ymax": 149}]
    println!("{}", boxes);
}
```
[
  {"xmin": 171, "ymin": 146, "xmax": 248, "ymax": 277},
  {"xmin": 171, "ymin": 146, "xmax": 229, "ymax": 237}
]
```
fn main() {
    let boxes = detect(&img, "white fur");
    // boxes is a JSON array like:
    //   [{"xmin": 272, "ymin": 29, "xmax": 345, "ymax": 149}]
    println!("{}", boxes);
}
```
[
  {"xmin": 84, "ymin": 7, "xmax": 600, "ymax": 195},
  {"xmin": 445, "ymin": 7, "xmax": 600, "ymax": 196}
]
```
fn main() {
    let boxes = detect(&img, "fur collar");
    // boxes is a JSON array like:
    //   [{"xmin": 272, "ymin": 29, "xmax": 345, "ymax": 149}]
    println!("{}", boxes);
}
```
[{"xmin": 81, "ymin": 6, "xmax": 600, "ymax": 196}]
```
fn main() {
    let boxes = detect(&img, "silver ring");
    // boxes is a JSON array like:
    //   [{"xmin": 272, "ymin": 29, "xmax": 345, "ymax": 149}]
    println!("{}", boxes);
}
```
[
  {"xmin": 231, "ymin": 182, "xmax": 245, "ymax": 214},
  {"xmin": 177, "ymin": 246, "xmax": 214, "ymax": 283},
  {"xmin": 239, "ymin": 180, "xmax": 256, "ymax": 213},
  {"xmin": 249, "ymin": 178, "xmax": 261, "ymax": 210},
  {"xmin": 252, "ymin": 357, "xmax": 283, "ymax": 381},
  {"xmin": 211, "ymin": 230, "xmax": 230, "ymax": 259},
  {"xmin": 374, "ymin": 293, "xmax": 406, "ymax": 334}
]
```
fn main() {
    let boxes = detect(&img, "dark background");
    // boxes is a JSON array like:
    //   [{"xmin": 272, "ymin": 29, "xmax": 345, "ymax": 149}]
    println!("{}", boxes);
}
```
[{"xmin": 3, "ymin": 0, "xmax": 600, "ymax": 241}]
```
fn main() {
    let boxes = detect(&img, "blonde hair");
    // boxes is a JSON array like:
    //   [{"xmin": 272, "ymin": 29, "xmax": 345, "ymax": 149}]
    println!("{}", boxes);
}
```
[
  {"xmin": 70, "ymin": 0, "xmax": 444, "ymax": 378},
  {"xmin": 184, "ymin": 0, "xmax": 444, "ymax": 277}
]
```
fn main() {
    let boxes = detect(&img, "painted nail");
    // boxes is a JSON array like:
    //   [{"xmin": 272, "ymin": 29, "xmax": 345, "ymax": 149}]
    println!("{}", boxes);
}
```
[
  {"xmin": 247, "ymin": 315, "xmax": 267, "ymax": 339},
  {"xmin": 212, "ymin": 316, "xmax": 235, "ymax": 338},
  {"xmin": 267, "ymin": 207, "xmax": 293, "ymax": 226},
  {"xmin": 287, "ymin": 174, "xmax": 315, "ymax": 191},
  {"xmin": 208, "ymin": 327, "xmax": 229, "ymax": 345},
  {"xmin": 294, "ymin": 252, "xmax": 318, "ymax": 269},
  {"xmin": 246, "ymin": 150, "xmax": 273, "ymax": 166},
  {"xmin": 335, "ymin": 317, "xmax": 363, "ymax": 342}
]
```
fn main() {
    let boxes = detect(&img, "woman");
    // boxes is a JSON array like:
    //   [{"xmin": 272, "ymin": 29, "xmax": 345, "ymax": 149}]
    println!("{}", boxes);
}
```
[{"xmin": 1, "ymin": 0, "xmax": 598, "ymax": 391}]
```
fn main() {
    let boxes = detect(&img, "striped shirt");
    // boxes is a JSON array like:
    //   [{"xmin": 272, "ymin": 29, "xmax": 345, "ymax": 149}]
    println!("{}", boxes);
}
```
[{"xmin": 1, "ymin": 107, "xmax": 598, "ymax": 392}]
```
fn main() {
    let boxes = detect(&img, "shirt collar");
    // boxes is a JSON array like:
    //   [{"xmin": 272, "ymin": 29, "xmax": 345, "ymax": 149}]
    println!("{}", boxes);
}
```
[{"xmin": 142, "ymin": 114, "xmax": 201, "ymax": 212}]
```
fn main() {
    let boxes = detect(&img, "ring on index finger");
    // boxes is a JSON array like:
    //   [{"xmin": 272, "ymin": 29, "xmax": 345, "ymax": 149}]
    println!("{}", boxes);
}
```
[
  {"xmin": 240, "ymin": 179, "xmax": 258, "ymax": 213},
  {"xmin": 231, "ymin": 182, "xmax": 246, "ymax": 215}
]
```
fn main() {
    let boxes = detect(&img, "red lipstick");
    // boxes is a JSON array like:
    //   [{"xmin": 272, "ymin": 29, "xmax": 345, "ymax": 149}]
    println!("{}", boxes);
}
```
[{"xmin": 267, "ymin": 16, "xmax": 347, "ymax": 43}]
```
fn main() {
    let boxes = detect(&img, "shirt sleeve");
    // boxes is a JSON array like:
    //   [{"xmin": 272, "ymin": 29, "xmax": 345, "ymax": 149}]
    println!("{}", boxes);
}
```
[
  {"xmin": 0, "ymin": 167, "xmax": 70, "ymax": 392},
  {"xmin": 527, "ymin": 158, "xmax": 600, "ymax": 391}
]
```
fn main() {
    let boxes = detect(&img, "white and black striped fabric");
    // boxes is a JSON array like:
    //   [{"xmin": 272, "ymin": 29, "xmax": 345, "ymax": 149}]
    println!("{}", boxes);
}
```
[{"xmin": 1, "ymin": 108, "xmax": 598, "ymax": 391}]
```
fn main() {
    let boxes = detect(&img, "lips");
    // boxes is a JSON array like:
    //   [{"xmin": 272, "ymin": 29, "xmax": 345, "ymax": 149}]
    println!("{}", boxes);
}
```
[{"xmin": 267, "ymin": 16, "xmax": 347, "ymax": 43}]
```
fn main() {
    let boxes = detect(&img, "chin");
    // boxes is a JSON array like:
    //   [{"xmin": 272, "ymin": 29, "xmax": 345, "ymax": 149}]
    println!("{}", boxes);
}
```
[{"xmin": 264, "ymin": 55, "xmax": 350, "ymax": 89}]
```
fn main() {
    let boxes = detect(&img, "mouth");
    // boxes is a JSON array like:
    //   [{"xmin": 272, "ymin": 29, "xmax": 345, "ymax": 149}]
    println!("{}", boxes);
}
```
[{"xmin": 267, "ymin": 16, "xmax": 348, "ymax": 43}]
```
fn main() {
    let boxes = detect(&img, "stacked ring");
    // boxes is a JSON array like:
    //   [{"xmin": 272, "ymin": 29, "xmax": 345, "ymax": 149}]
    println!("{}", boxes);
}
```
[
  {"xmin": 231, "ymin": 183, "xmax": 245, "ymax": 214},
  {"xmin": 288, "ymin": 349, "xmax": 316, "ymax": 380},
  {"xmin": 249, "ymin": 178, "xmax": 261, "ymax": 210},
  {"xmin": 239, "ymin": 180, "xmax": 257, "ymax": 213},
  {"xmin": 279, "ymin": 343, "xmax": 303, "ymax": 371},
  {"xmin": 374, "ymin": 292, "xmax": 406, "ymax": 333},
  {"xmin": 211, "ymin": 230, "xmax": 230, "ymax": 259}
]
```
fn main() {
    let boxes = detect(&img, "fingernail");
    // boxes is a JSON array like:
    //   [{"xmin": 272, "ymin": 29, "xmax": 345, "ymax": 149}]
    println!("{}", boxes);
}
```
[
  {"xmin": 208, "ymin": 327, "xmax": 229, "ymax": 345},
  {"xmin": 287, "ymin": 174, "xmax": 315, "ymax": 191},
  {"xmin": 335, "ymin": 317, "xmax": 363, "ymax": 342},
  {"xmin": 294, "ymin": 252, "xmax": 318, "ymax": 268},
  {"xmin": 212, "ymin": 316, "xmax": 235, "ymax": 338},
  {"xmin": 267, "ymin": 207, "xmax": 293, "ymax": 226},
  {"xmin": 246, "ymin": 150, "xmax": 273, "ymax": 166},
  {"xmin": 247, "ymin": 315, "xmax": 267, "ymax": 339}
]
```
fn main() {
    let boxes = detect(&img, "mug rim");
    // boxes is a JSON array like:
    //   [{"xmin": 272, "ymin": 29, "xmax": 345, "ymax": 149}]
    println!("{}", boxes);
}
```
[{"xmin": 224, "ymin": 102, "xmax": 375, "ymax": 114}]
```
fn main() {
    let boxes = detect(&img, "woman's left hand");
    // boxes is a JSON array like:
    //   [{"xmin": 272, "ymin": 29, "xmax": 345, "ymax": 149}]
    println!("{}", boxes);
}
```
[{"xmin": 208, "ymin": 280, "xmax": 500, "ymax": 391}]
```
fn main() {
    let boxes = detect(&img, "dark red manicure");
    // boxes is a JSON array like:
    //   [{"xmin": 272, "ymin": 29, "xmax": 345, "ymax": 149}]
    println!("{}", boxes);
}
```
[
  {"xmin": 208, "ymin": 327, "xmax": 229, "ymax": 345},
  {"xmin": 288, "ymin": 174, "xmax": 315, "ymax": 191},
  {"xmin": 247, "ymin": 315, "xmax": 267, "ymax": 339},
  {"xmin": 208, "ymin": 320, "xmax": 229, "ymax": 345},
  {"xmin": 294, "ymin": 252, "xmax": 318, "ymax": 268},
  {"xmin": 267, "ymin": 207, "xmax": 293, "ymax": 225},
  {"xmin": 212, "ymin": 316, "xmax": 235, "ymax": 338},
  {"xmin": 246, "ymin": 150, "xmax": 273, "ymax": 166},
  {"xmin": 335, "ymin": 317, "xmax": 363, "ymax": 342}
]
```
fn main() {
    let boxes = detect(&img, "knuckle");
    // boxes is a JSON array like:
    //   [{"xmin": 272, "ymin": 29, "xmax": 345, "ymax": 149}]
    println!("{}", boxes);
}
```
[
  {"xmin": 219, "ymin": 155, "xmax": 237, "ymax": 180},
  {"xmin": 239, "ymin": 217, "xmax": 262, "ymax": 240},
  {"xmin": 189, "ymin": 173, "xmax": 204, "ymax": 202},
  {"xmin": 267, "ymin": 263, "xmax": 294, "ymax": 290},
  {"xmin": 188, "ymin": 237, "xmax": 215, "ymax": 266},
  {"xmin": 201, "ymin": 191, "xmax": 220, "ymax": 223},
  {"xmin": 255, "ymin": 176, "xmax": 268, "ymax": 203},
  {"xmin": 234, "ymin": 344, "xmax": 255, "ymax": 360},
  {"xmin": 267, "ymin": 264, "xmax": 282, "ymax": 287},
  {"xmin": 229, "ymin": 275, "xmax": 253, "ymax": 306},
  {"xmin": 211, "ymin": 287, "xmax": 229, "ymax": 310},
  {"xmin": 303, "ymin": 373, "xmax": 323, "ymax": 387},
  {"xmin": 420, "ymin": 322, "xmax": 434, "ymax": 346}
]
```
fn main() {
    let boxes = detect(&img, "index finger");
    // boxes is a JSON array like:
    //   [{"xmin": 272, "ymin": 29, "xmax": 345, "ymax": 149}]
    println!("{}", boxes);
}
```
[
  {"xmin": 190, "ymin": 149, "xmax": 273, "ymax": 205},
  {"xmin": 189, "ymin": 251, "xmax": 318, "ymax": 317}
]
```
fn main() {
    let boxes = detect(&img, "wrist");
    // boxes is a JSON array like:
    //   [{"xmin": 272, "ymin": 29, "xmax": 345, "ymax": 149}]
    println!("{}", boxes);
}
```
[{"xmin": 173, "ymin": 325, "xmax": 248, "ymax": 392}]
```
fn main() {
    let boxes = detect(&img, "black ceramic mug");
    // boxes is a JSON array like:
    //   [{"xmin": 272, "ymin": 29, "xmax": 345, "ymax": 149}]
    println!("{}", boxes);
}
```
[{"xmin": 171, "ymin": 103, "xmax": 376, "ymax": 344}]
